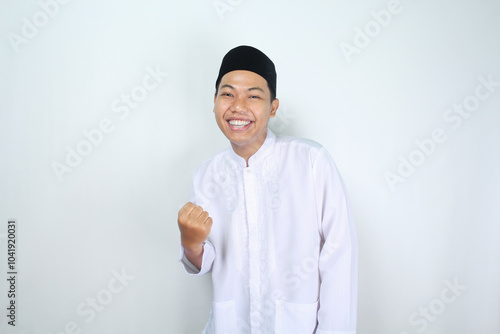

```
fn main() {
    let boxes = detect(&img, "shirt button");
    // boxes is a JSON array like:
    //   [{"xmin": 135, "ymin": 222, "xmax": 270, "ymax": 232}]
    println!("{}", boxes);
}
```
[{"xmin": 245, "ymin": 169, "xmax": 251, "ymax": 174}]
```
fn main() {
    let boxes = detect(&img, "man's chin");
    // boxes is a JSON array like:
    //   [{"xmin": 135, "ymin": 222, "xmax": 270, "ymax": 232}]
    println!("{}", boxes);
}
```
[{"xmin": 223, "ymin": 129, "xmax": 252, "ymax": 142}]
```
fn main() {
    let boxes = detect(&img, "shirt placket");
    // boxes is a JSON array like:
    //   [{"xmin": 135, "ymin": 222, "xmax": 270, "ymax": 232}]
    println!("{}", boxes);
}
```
[{"xmin": 243, "ymin": 166, "xmax": 262, "ymax": 333}]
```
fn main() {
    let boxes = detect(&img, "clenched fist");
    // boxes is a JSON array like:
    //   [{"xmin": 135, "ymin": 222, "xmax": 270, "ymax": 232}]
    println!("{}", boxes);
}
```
[{"xmin": 178, "ymin": 202, "xmax": 213, "ymax": 252}]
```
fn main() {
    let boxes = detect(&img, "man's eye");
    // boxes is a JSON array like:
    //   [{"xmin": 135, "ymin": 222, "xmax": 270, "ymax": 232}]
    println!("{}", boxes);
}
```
[
  {"xmin": 250, "ymin": 95, "xmax": 261, "ymax": 99},
  {"xmin": 221, "ymin": 93, "xmax": 232, "ymax": 97}
]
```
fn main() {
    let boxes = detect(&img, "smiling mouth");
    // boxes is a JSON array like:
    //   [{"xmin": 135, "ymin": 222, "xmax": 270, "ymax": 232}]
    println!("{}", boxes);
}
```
[{"xmin": 227, "ymin": 119, "xmax": 252, "ymax": 129}]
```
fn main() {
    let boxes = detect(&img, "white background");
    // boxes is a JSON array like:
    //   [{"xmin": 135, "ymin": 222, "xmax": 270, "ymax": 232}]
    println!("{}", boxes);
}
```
[{"xmin": 1, "ymin": 0, "xmax": 499, "ymax": 333}]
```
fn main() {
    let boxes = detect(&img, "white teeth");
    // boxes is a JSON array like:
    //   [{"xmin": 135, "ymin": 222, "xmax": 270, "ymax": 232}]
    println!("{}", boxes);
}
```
[{"xmin": 228, "ymin": 120, "xmax": 251, "ymax": 127}]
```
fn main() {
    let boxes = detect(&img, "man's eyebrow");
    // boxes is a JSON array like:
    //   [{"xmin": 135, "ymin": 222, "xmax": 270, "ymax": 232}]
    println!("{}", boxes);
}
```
[
  {"xmin": 248, "ymin": 87, "xmax": 265, "ymax": 93},
  {"xmin": 219, "ymin": 84, "xmax": 265, "ymax": 93}
]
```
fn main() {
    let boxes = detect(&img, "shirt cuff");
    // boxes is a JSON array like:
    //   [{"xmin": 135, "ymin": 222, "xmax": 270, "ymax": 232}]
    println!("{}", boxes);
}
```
[{"xmin": 178, "ymin": 241, "xmax": 215, "ymax": 275}]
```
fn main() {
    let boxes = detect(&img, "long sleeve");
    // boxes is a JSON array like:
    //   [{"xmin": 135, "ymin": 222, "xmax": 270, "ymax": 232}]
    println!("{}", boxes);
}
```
[
  {"xmin": 179, "ymin": 239, "xmax": 216, "ymax": 275},
  {"xmin": 178, "ymin": 173, "xmax": 216, "ymax": 276},
  {"xmin": 313, "ymin": 148, "xmax": 358, "ymax": 334}
]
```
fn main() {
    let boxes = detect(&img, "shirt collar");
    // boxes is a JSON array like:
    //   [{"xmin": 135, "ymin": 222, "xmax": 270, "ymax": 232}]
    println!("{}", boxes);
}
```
[{"xmin": 229, "ymin": 129, "xmax": 276, "ymax": 168}]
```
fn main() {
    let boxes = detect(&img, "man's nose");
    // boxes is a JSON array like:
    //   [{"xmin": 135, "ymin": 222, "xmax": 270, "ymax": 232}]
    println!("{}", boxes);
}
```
[{"xmin": 232, "ymin": 95, "xmax": 248, "ymax": 113}]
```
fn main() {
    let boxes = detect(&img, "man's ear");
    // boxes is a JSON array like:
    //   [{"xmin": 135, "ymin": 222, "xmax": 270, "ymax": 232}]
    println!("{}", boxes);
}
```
[{"xmin": 269, "ymin": 98, "xmax": 279, "ymax": 118}]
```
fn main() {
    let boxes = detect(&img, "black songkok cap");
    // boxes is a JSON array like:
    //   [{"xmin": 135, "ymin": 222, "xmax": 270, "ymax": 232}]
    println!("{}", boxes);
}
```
[{"xmin": 215, "ymin": 45, "xmax": 277, "ymax": 99}]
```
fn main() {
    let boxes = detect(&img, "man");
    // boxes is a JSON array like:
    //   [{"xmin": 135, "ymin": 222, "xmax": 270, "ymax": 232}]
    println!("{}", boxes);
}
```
[{"xmin": 178, "ymin": 45, "xmax": 358, "ymax": 334}]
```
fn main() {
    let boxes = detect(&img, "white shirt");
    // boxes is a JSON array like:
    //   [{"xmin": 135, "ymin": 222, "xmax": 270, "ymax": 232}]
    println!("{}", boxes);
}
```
[{"xmin": 180, "ymin": 129, "xmax": 358, "ymax": 334}]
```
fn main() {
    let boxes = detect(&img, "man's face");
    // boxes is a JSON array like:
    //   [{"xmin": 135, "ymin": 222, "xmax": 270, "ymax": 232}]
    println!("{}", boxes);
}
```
[{"xmin": 213, "ymin": 70, "xmax": 279, "ymax": 155}]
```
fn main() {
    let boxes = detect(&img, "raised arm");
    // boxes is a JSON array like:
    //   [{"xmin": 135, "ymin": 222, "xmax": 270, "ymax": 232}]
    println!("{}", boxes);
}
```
[{"xmin": 178, "ymin": 202, "xmax": 213, "ymax": 271}]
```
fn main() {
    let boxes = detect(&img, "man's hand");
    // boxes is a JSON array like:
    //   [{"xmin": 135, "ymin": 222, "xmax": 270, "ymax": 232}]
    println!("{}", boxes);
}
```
[{"xmin": 178, "ymin": 202, "xmax": 213, "ymax": 252}]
